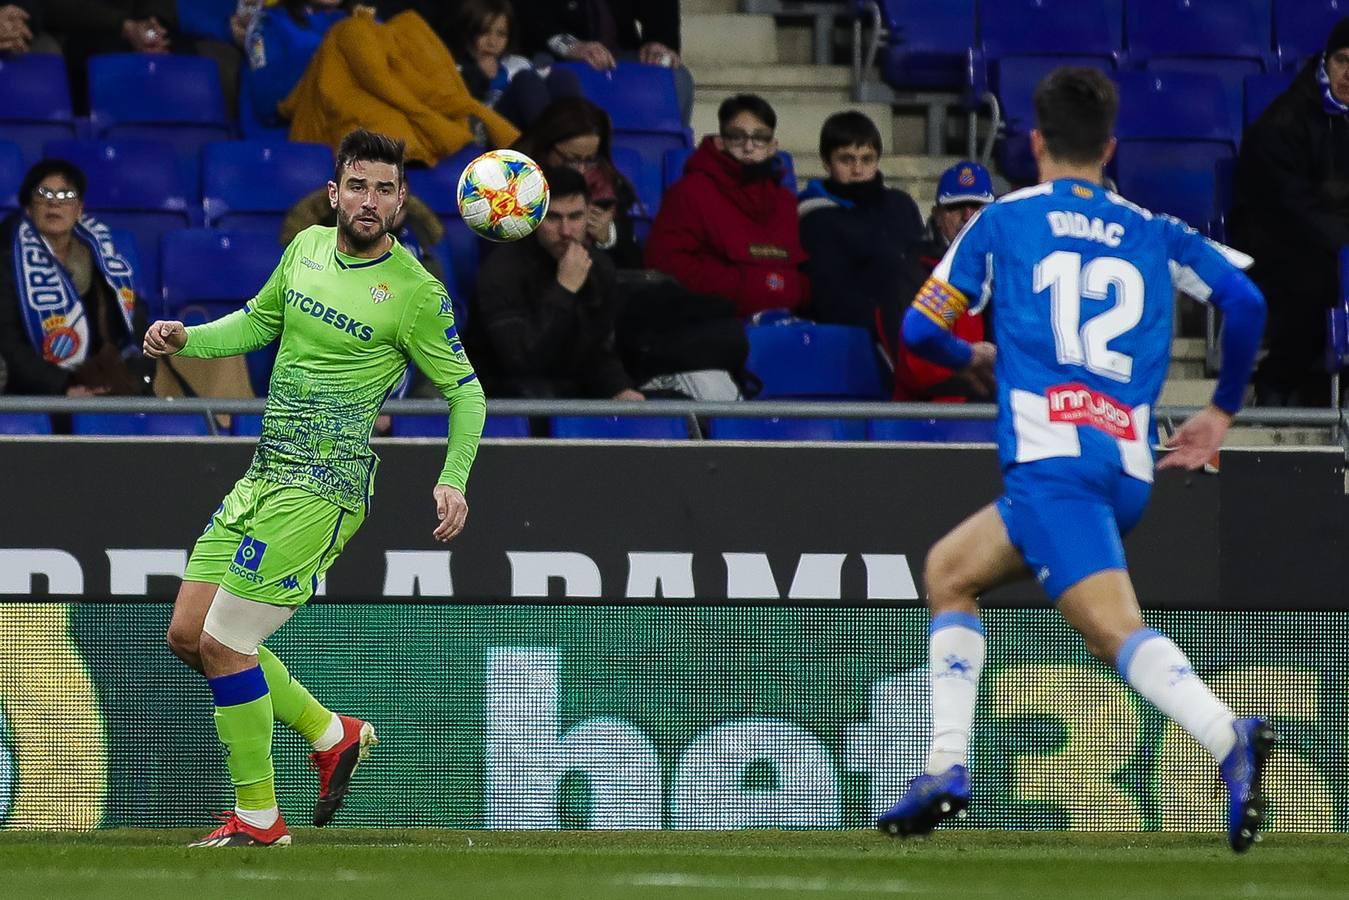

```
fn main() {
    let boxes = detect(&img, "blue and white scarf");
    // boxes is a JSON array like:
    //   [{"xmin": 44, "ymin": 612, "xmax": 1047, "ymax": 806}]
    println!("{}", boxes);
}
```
[
  {"xmin": 11, "ymin": 214, "xmax": 138, "ymax": 370},
  {"xmin": 1318, "ymin": 53, "xmax": 1349, "ymax": 117}
]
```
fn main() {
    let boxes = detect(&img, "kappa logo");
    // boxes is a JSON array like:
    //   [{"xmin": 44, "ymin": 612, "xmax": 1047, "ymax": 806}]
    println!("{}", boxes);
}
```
[
  {"xmin": 301, "ymin": 256, "xmax": 324, "ymax": 271},
  {"xmin": 439, "ymin": 296, "xmax": 455, "ymax": 318},
  {"xmin": 371, "ymin": 282, "xmax": 393, "ymax": 304},
  {"xmin": 278, "ymin": 574, "xmax": 301, "ymax": 591}
]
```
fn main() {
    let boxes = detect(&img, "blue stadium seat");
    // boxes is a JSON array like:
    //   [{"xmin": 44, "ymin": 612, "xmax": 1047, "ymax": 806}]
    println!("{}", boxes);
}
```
[
  {"xmin": 874, "ymin": 0, "xmax": 977, "ymax": 90},
  {"xmin": 391, "ymin": 415, "xmax": 532, "ymax": 438},
  {"xmin": 178, "ymin": 0, "xmax": 236, "ymax": 43},
  {"xmin": 555, "ymin": 62, "xmax": 682, "ymax": 133},
  {"xmin": 1275, "ymin": 0, "xmax": 1347, "ymax": 70},
  {"xmin": 71, "ymin": 413, "xmax": 212, "ymax": 436},
  {"xmin": 0, "ymin": 54, "xmax": 76, "ymax": 165},
  {"xmin": 0, "ymin": 140, "xmax": 25, "ymax": 213},
  {"xmin": 980, "ymin": 0, "xmax": 1123, "ymax": 60},
  {"xmin": 708, "ymin": 416, "xmax": 866, "ymax": 441},
  {"xmin": 1115, "ymin": 142, "xmax": 1230, "ymax": 236},
  {"xmin": 105, "ymin": 225, "xmax": 154, "ymax": 304},
  {"xmin": 1332, "ymin": 249, "xmax": 1349, "ymax": 373},
  {"xmin": 1113, "ymin": 71, "xmax": 1241, "ymax": 145},
  {"xmin": 746, "ymin": 323, "xmax": 887, "ymax": 399},
  {"xmin": 550, "ymin": 415, "xmax": 690, "ymax": 439},
  {"xmin": 611, "ymin": 145, "xmax": 663, "ymax": 220},
  {"xmin": 1244, "ymin": 70, "xmax": 1296, "ymax": 125},
  {"xmin": 230, "ymin": 414, "xmax": 264, "ymax": 436},
  {"xmin": 0, "ymin": 413, "xmax": 53, "ymax": 434},
  {"xmin": 237, "ymin": 67, "xmax": 291, "ymax": 143},
  {"xmin": 408, "ymin": 147, "xmax": 483, "ymax": 299},
  {"xmin": 868, "ymin": 418, "xmax": 996, "ymax": 443},
  {"xmin": 995, "ymin": 56, "xmax": 1114, "ymax": 184},
  {"xmin": 88, "ymin": 54, "xmax": 233, "ymax": 155},
  {"xmin": 160, "ymin": 229, "xmax": 279, "ymax": 310},
  {"xmin": 203, "ymin": 141, "xmax": 335, "ymax": 230},
  {"xmin": 1126, "ymin": 0, "xmax": 1275, "ymax": 73},
  {"xmin": 168, "ymin": 296, "xmax": 278, "ymax": 396}
]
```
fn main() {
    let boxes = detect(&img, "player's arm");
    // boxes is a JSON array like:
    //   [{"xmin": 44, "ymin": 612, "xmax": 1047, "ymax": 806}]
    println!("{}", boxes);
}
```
[
  {"xmin": 399, "ymin": 281, "xmax": 487, "ymax": 494},
  {"xmin": 1159, "ymin": 223, "xmax": 1268, "ymax": 469},
  {"xmin": 901, "ymin": 210, "xmax": 997, "ymax": 392},
  {"xmin": 156, "ymin": 244, "xmax": 291, "ymax": 359}
]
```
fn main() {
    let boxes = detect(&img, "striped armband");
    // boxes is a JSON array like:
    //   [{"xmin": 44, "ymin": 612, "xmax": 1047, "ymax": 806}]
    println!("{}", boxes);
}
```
[{"xmin": 913, "ymin": 277, "xmax": 970, "ymax": 329}]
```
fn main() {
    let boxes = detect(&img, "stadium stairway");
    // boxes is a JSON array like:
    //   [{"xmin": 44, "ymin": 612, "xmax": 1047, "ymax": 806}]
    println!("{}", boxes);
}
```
[{"xmin": 681, "ymin": 0, "xmax": 965, "ymax": 202}]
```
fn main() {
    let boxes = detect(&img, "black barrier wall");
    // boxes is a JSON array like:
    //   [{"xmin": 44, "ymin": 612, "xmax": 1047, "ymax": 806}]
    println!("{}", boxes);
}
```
[{"xmin": 1, "ymin": 440, "xmax": 1344, "ymax": 607}]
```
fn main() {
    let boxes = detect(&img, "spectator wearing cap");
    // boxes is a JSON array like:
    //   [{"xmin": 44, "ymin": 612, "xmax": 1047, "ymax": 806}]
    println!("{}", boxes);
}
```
[
  {"xmin": 892, "ymin": 160, "xmax": 995, "ymax": 402},
  {"xmin": 1229, "ymin": 17, "xmax": 1349, "ymax": 406},
  {"xmin": 797, "ymin": 110, "xmax": 925, "ymax": 354}
]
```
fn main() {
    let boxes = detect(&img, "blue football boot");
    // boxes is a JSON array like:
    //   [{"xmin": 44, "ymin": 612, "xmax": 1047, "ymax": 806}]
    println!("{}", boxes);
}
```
[
  {"xmin": 876, "ymin": 765, "xmax": 970, "ymax": 837},
  {"xmin": 1220, "ymin": 717, "xmax": 1277, "ymax": 853}
]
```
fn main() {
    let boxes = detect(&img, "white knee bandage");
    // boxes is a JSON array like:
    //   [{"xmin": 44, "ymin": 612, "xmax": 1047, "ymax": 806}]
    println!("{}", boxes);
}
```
[{"xmin": 201, "ymin": 588, "xmax": 296, "ymax": 655}]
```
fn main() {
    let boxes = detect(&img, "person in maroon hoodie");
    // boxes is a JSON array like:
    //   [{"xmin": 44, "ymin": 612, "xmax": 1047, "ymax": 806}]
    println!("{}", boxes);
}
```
[{"xmin": 644, "ymin": 94, "xmax": 809, "ymax": 319}]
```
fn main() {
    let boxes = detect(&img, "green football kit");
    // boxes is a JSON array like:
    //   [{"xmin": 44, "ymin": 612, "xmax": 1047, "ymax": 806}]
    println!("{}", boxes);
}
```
[{"xmin": 181, "ymin": 225, "xmax": 486, "ymax": 607}]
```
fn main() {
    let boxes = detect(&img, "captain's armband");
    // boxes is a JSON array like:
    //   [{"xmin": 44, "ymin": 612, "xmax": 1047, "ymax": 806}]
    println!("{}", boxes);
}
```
[{"xmin": 912, "ymin": 277, "xmax": 970, "ymax": 330}]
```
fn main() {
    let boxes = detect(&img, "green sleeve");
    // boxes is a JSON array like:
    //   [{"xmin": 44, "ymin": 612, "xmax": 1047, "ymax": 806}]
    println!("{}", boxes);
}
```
[
  {"xmin": 399, "ymin": 282, "xmax": 486, "ymax": 492},
  {"xmin": 178, "ymin": 243, "xmax": 290, "ymax": 359}
]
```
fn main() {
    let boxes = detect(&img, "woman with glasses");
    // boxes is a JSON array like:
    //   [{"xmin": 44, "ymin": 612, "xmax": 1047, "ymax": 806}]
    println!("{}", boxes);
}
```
[
  {"xmin": 512, "ymin": 97, "xmax": 643, "ymax": 268},
  {"xmin": 645, "ymin": 93, "xmax": 809, "ymax": 320},
  {"xmin": 0, "ymin": 159, "xmax": 153, "ymax": 397}
]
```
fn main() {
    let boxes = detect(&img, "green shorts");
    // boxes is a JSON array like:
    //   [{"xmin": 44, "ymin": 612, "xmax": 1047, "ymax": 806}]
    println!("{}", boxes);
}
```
[{"xmin": 184, "ymin": 477, "xmax": 364, "ymax": 606}]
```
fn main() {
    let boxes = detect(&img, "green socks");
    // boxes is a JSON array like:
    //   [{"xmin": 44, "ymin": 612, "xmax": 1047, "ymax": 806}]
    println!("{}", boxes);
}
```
[
  {"xmin": 257, "ymin": 644, "xmax": 336, "ymax": 748},
  {"xmin": 207, "ymin": 666, "xmax": 275, "ymax": 811}
]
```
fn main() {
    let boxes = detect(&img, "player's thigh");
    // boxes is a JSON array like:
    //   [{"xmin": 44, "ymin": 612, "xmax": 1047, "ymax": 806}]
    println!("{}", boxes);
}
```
[
  {"xmin": 174, "ymin": 479, "xmax": 260, "ymax": 649},
  {"xmin": 925, "ymin": 503, "xmax": 1029, "ymax": 610},
  {"xmin": 166, "ymin": 580, "xmax": 219, "ymax": 655},
  {"xmin": 218, "ymin": 483, "xmax": 364, "ymax": 606}
]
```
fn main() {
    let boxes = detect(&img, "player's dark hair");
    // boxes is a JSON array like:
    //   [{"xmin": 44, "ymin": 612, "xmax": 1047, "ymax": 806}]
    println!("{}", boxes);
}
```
[
  {"xmin": 819, "ymin": 110, "xmax": 883, "ymax": 161},
  {"xmin": 717, "ymin": 94, "xmax": 777, "ymax": 132},
  {"xmin": 334, "ymin": 129, "xmax": 406, "ymax": 187},
  {"xmin": 20, "ymin": 158, "xmax": 86, "ymax": 207},
  {"xmin": 1033, "ymin": 67, "xmax": 1118, "ymax": 165},
  {"xmin": 542, "ymin": 164, "xmax": 589, "ymax": 203}
]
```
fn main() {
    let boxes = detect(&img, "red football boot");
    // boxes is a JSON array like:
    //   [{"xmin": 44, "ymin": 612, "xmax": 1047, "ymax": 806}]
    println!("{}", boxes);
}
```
[
  {"xmin": 309, "ymin": 715, "xmax": 377, "ymax": 826},
  {"xmin": 188, "ymin": 810, "xmax": 291, "ymax": 847}
]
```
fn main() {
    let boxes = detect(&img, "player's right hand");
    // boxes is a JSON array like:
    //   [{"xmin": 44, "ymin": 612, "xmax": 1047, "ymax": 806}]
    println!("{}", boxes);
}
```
[
  {"xmin": 961, "ymin": 341, "xmax": 997, "ymax": 397},
  {"xmin": 143, "ymin": 320, "xmax": 188, "ymax": 358}
]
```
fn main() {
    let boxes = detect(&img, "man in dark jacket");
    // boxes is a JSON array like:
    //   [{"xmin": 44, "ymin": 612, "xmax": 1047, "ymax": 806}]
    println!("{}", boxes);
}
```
[
  {"xmin": 468, "ymin": 165, "xmax": 642, "ymax": 400},
  {"xmin": 645, "ymin": 94, "xmax": 809, "ymax": 319},
  {"xmin": 513, "ymin": 0, "xmax": 691, "ymax": 125},
  {"xmin": 797, "ymin": 111, "xmax": 925, "ymax": 350},
  {"xmin": 1229, "ymin": 18, "xmax": 1349, "ymax": 406}
]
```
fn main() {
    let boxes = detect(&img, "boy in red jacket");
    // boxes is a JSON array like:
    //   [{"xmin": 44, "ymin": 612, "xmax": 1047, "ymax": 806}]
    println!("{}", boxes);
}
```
[{"xmin": 644, "ymin": 94, "xmax": 808, "ymax": 319}]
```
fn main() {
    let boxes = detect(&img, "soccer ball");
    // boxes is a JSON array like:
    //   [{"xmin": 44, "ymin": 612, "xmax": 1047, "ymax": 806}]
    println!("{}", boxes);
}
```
[{"xmin": 456, "ymin": 149, "xmax": 550, "ymax": 242}]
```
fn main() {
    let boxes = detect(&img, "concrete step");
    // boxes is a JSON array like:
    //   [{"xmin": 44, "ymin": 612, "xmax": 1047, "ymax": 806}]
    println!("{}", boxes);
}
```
[
  {"xmin": 692, "ymin": 63, "xmax": 851, "ymax": 95},
  {"xmin": 1159, "ymin": 378, "xmax": 1216, "ymax": 407},
  {"xmin": 1222, "ymin": 427, "xmax": 1336, "ymax": 447},
  {"xmin": 683, "ymin": 0, "xmax": 738, "ymax": 13},
  {"xmin": 693, "ymin": 98, "xmax": 894, "ymax": 159},
  {"xmin": 682, "ymin": 14, "xmax": 778, "ymax": 66}
]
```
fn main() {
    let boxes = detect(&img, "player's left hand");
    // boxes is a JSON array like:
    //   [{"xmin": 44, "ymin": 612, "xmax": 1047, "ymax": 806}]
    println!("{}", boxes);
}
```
[
  {"xmin": 1158, "ymin": 405, "xmax": 1232, "ymax": 471},
  {"xmin": 432, "ymin": 484, "xmax": 468, "ymax": 543}
]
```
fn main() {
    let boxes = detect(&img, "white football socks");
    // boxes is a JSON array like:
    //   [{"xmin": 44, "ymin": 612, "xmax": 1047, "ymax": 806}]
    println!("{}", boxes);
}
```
[
  {"xmin": 1117, "ymin": 628, "xmax": 1236, "ymax": 762},
  {"xmin": 312, "ymin": 712, "xmax": 345, "ymax": 752},
  {"xmin": 926, "ymin": 611, "xmax": 986, "ymax": 775},
  {"xmin": 236, "ymin": 805, "xmax": 279, "ymax": 829}
]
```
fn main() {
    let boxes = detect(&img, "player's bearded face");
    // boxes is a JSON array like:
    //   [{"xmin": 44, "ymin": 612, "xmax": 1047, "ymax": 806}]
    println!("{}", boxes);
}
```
[{"xmin": 333, "ymin": 160, "xmax": 404, "ymax": 252}]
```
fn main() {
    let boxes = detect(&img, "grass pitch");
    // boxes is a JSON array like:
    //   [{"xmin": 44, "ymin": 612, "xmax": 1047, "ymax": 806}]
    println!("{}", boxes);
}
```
[{"xmin": 1, "ymin": 830, "xmax": 1346, "ymax": 900}]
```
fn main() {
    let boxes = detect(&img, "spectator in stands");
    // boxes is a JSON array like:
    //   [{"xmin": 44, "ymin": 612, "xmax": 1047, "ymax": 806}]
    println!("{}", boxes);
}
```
[
  {"xmin": 514, "ymin": 0, "xmax": 693, "ymax": 126},
  {"xmin": 0, "ymin": 3, "xmax": 58, "ymax": 56},
  {"xmin": 1229, "ymin": 19, "xmax": 1349, "ymax": 407},
  {"xmin": 44, "ymin": 1, "xmax": 183, "ymax": 112},
  {"xmin": 466, "ymin": 165, "xmax": 642, "ymax": 400},
  {"xmin": 248, "ymin": 3, "xmax": 519, "ymax": 164},
  {"xmin": 892, "ymin": 160, "xmax": 995, "ymax": 401},
  {"xmin": 797, "ymin": 110, "xmax": 925, "ymax": 352},
  {"xmin": 645, "ymin": 94, "xmax": 808, "ymax": 320},
  {"xmin": 0, "ymin": 160, "xmax": 153, "ymax": 397},
  {"xmin": 514, "ymin": 97, "xmax": 642, "ymax": 268},
  {"xmin": 451, "ymin": 0, "xmax": 582, "ymax": 133}
]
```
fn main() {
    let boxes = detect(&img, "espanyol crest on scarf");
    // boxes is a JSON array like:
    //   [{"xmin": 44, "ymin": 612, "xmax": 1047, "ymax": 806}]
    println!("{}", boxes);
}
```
[{"xmin": 13, "ymin": 214, "xmax": 137, "ymax": 370}]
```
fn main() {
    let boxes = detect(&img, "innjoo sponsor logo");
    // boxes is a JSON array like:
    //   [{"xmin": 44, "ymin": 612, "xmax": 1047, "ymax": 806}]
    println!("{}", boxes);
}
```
[{"xmin": 1047, "ymin": 382, "xmax": 1136, "ymax": 440}]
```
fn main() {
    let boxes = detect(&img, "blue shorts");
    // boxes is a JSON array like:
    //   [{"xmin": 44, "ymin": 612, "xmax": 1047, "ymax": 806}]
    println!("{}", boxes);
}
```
[{"xmin": 995, "ymin": 456, "xmax": 1152, "ymax": 601}]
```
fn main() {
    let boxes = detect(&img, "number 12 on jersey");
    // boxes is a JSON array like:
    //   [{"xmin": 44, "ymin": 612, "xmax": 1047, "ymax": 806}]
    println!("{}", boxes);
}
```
[{"xmin": 1034, "ymin": 251, "xmax": 1144, "ymax": 383}]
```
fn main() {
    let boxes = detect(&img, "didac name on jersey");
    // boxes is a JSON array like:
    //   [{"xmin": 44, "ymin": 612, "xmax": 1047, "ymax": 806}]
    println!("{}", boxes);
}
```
[
  {"xmin": 279, "ymin": 288, "xmax": 375, "ymax": 341},
  {"xmin": 1046, "ymin": 211, "xmax": 1125, "ymax": 248}
]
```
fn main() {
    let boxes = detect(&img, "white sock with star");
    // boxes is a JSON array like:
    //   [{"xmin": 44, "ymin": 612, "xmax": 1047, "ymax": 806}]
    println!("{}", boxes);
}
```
[
  {"xmin": 926, "ymin": 611, "xmax": 986, "ymax": 775},
  {"xmin": 1117, "ymin": 628, "xmax": 1235, "ymax": 761}
]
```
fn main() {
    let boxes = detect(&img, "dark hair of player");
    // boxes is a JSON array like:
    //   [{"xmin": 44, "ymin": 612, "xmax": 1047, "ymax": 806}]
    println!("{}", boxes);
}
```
[
  {"xmin": 334, "ymin": 129, "xmax": 406, "ymax": 188},
  {"xmin": 717, "ymin": 93, "xmax": 777, "ymax": 132},
  {"xmin": 818, "ymin": 110, "xmax": 883, "ymax": 160},
  {"xmin": 1033, "ymin": 67, "xmax": 1119, "ymax": 165}
]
